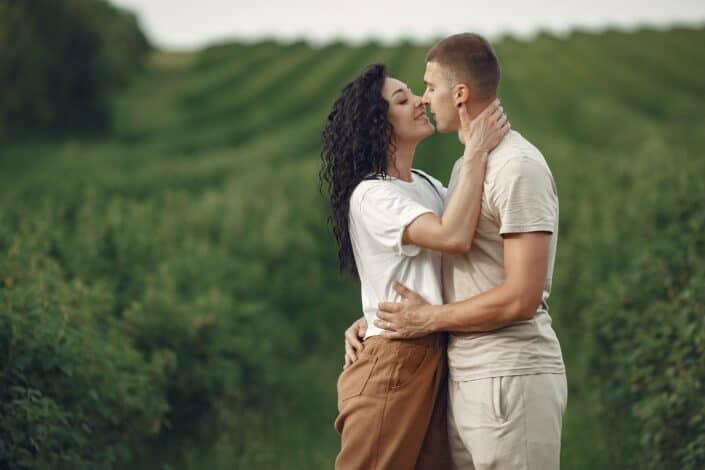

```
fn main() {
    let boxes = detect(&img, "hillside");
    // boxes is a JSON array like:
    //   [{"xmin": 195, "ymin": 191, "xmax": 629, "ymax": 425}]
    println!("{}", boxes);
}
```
[{"xmin": 1, "ymin": 26, "xmax": 704, "ymax": 469}]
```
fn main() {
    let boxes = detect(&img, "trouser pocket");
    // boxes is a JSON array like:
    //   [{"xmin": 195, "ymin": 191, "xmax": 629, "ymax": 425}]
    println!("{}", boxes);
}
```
[
  {"xmin": 491, "ymin": 376, "xmax": 505, "ymax": 422},
  {"xmin": 337, "ymin": 355, "xmax": 378, "ymax": 405},
  {"xmin": 390, "ymin": 342, "xmax": 429, "ymax": 390}
]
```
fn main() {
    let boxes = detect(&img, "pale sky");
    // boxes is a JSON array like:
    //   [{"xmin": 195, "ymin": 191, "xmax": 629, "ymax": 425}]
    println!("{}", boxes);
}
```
[{"xmin": 111, "ymin": 0, "xmax": 705, "ymax": 50}]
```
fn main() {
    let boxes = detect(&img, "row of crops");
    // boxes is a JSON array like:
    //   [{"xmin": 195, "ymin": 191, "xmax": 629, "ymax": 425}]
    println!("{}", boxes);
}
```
[{"xmin": 1, "ymin": 26, "xmax": 703, "ymax": 468}]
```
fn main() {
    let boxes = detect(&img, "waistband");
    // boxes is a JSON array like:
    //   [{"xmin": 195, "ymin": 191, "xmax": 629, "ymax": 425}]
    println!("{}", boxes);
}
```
[{"xmin": 363, "ymin": 332, "xmax": 447, "ymax": 352}]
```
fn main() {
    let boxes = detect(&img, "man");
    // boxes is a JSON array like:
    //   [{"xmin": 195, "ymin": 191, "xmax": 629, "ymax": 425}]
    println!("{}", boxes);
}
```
[{"xmin": 344, "ymin": 33, "xmax": 567, "ymax": 469}]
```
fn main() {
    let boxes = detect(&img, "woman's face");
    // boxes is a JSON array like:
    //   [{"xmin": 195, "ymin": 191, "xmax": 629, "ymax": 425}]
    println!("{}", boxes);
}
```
[{"xmin": 382, "ymin": 77, "xmax": 434, "ymax": 146}]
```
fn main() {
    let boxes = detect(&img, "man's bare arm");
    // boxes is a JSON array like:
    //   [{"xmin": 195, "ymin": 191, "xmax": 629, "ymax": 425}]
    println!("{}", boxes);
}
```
[
  {"xmin": 375, "ymin": 232, "xmax": 550, "ymax": 337},
  {"xmin": 430, "ymin": 232, "xmax": 550, "ymax": 332}
]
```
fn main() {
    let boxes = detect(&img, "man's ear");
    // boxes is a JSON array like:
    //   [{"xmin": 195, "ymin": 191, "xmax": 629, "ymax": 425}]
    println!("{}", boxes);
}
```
[{"xmin": 453, "ymin": 83, "xmax": 471, "ymax": 107}]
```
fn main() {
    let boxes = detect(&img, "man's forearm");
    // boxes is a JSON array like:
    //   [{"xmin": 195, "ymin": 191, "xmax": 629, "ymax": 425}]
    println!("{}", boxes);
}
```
[{"xmin": 428, "ymin": 281, "xmax": 536, "ymax": 333}]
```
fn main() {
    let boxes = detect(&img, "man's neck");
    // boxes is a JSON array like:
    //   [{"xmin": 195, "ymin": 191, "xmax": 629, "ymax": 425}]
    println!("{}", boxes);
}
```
[
  {"xmin": 467, "ymin": 97, "xmax": 495, "ymax": 120},
  {"xmin": 455, "ymin": 97, "xmax": 496, "ymax": 143}
]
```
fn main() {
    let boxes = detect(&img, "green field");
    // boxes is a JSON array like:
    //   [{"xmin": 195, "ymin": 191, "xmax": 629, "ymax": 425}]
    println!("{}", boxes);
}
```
[{"xmin": 1, "ymin": 26, "xmax": 704, "ymax": 469}]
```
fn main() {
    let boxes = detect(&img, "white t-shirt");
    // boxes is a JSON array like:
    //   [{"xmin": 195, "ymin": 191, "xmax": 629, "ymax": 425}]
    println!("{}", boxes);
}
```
[{"xmin": 349, "ymin": 170, "xmax": 446, "ymax": 339}]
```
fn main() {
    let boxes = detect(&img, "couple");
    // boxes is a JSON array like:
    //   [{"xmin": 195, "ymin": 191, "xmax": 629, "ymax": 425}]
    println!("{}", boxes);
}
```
[{"xmin": 320, "ymin": 33, "xmax": 567, "ymax": 470}]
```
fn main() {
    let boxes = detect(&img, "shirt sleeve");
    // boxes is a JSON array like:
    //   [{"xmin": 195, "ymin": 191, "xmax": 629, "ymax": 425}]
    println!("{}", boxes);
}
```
[
  {"xmin": 491, "ymin": 157, "xmax": 558, "ymax": 235},
  {"xmin": 352, "ymin": 183, "xmax": 434, "ymax": 256}
]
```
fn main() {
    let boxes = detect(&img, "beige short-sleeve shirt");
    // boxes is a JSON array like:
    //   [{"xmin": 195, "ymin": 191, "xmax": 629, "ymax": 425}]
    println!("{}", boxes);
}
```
[{"xmin": 442, "ymin": 130, "xmax": 565, "ymax": 381}]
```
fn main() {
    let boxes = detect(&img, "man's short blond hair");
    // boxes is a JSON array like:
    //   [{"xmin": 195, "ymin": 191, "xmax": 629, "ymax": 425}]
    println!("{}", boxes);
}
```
[{"xmin": 426, "ymin": 33, "xmax": 501, "ymax": 101}]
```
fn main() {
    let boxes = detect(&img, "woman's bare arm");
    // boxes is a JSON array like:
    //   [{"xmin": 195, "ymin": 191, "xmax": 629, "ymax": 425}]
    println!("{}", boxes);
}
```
[{"xmin": 402, "ymin": 99, "xmax": 509, "ymax": 254}]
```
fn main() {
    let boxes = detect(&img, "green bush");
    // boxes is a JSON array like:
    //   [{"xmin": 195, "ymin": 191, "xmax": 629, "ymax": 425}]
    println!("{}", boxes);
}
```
[
  {"xmin": 0, "ymin": 213, "xmax": 170, "ymax": 469},
  {"xmin": 0, "ymin": 162, "xmax": 331, "ymax": 467},
  {"xmin": 0, "ymin": 26, "xmax": 703, "ymax": 469},
  {"xmin": 586, "ymin": 152, "xmax": 705, "ymax": 468},
  {"xmin": 0, "ymin": 0, "xmax": 149, "ymax": 137}
]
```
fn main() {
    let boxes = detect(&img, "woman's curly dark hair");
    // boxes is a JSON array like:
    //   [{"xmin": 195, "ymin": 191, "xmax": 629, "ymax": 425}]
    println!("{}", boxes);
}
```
[{"xmin": 320, "ymin": 63, "xmax": 396, "ymax": 278}]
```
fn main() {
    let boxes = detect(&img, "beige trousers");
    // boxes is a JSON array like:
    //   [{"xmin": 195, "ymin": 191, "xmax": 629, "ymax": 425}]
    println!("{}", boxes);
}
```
[{"xmin": 448, "ymin": 373, "xmax": 568, "ymax": 470}]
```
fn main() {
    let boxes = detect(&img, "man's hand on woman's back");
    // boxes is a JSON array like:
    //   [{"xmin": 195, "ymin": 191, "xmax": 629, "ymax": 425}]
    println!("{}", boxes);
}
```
[{"xmin": 343, "ymin": 316, "xmax": 367, "ymax": 369}]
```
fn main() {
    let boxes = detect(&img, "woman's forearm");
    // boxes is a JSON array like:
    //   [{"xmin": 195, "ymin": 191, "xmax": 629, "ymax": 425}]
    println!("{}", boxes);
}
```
[
  {"xmin": 402, "ymin": 100, "xmax": 505, "ymax": 254},
  {"xmin": 403, "ymin": 149, "xmax": 487, "ymax": 253},
  {"xmin": 437, "ymin": 149, "xmax": 488, "ymax": 251}
]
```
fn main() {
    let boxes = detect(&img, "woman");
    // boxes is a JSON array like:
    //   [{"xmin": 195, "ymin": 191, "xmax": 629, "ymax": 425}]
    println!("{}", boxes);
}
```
[{"xmin": 320, "ymin": 63, "xmax": 508, "ymax": 469}]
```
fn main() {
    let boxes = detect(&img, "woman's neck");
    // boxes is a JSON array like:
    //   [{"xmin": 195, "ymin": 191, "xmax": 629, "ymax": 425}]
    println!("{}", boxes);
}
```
[{"xmin": 386, "ymin": 140, "xmax": 416, "ymax": 182}]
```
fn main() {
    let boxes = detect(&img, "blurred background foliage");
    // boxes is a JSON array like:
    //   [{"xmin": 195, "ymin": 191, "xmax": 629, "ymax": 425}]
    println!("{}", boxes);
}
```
[
  {"xmin": 0, "ymin": 1, "xmax": 704, "ymax": 468},
  {"xmin": 0, "ymin": 0, "xmax": 149, "ymax": 137}
]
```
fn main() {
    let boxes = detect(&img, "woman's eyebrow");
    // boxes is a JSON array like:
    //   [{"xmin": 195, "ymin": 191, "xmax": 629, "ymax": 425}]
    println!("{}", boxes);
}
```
[
  {"xmin": 392, "ymin": 85, "xmax": 412, "ymax": 98},
  {"xmin": 392, "ymin": 88, "xmax": 406, "ymax": 97}
]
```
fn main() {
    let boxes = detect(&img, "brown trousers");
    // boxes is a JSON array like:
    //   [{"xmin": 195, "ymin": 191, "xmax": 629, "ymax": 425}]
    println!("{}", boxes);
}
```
[{"xmin": 334, "ymin": 333, "xmax": 453, "ymax": 470}]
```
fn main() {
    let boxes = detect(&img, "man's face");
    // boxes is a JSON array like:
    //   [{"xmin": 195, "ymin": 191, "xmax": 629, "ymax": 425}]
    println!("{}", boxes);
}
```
[{"xmin": 422, "ymin": 61, "xmax": 459, "ymax": 133}]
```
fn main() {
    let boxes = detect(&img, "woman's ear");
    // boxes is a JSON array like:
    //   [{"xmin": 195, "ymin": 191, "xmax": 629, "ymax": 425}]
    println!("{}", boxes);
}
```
[{"xmin": 453, "ymin": 83, "xmax": 471, "ymax": 108}]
